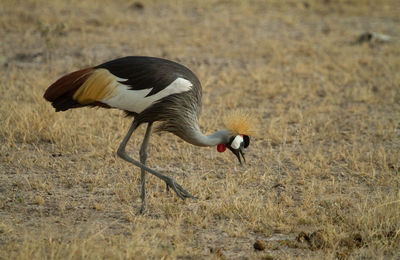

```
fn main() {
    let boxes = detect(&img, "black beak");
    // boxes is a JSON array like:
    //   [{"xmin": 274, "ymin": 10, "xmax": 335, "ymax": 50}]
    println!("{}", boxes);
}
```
[
  {"xmin": 239, "ymin": 145, "xmax": 246, "ymax": 164},
  {"xmin": 229, "ymin": 143, "xmax": 246, "ymax": 165}
]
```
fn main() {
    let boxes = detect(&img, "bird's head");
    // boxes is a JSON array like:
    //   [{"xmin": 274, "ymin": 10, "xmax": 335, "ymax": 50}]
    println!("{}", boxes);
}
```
[
  {"xmin": 217, "ymin": 134, "xmax": 250, "ymax": 165},
  {"xmin": 216, "ymin": 110, "xmax": 258, "ymax": 165}
]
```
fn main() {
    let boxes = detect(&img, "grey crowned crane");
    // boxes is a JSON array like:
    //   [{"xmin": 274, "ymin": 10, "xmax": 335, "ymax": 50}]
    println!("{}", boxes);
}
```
[{"xmin": 44, "ymin": 56, "xmax": 257, "ymax": 212}]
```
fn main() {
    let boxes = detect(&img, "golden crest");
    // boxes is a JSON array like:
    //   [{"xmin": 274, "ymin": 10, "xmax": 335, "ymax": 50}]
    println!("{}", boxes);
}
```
[{"xmin": 223, "ymin": 110, "xmax": 259, "ymax": 137}]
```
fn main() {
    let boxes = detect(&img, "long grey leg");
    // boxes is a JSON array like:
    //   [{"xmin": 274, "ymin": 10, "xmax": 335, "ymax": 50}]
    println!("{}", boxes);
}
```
[
  {"xmin": 139, "ymin": 122, "xmax": 153, "ymax": 213},
  {"xmin": 117, "ymin": 120, "xmax": 196, "ymax": 210}
]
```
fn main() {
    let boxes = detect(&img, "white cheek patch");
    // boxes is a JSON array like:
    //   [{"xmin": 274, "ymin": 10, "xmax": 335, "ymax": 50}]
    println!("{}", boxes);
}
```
[{"xmin": 231, "ymin": 135, "xmax": 243, "ymax": 150}]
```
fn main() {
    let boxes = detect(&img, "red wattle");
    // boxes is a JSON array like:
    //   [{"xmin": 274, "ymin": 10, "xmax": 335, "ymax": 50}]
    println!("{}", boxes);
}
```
[{"xmin": 217, "ymin": 143, "xmax": 226, "ymax": 152}]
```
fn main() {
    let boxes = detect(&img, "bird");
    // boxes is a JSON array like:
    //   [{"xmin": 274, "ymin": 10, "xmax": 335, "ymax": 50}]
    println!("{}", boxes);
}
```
[{"xmin": 43, "ymin": 56, "xmax": 256, "ymax": 213}]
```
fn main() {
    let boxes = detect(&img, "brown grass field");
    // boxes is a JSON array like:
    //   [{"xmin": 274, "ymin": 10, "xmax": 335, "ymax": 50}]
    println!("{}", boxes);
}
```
[{"xmin": 1, "ymin": 0, "xmax": 399, "ymax": 259}]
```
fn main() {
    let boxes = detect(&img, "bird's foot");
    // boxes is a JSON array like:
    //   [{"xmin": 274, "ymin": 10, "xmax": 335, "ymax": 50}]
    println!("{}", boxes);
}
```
[
  {"xmin": 164, "ymin": 178, "xmax": 197, "ymax": 200},
  {"xmin": 138, "ymin": 203, "xmax": 147, "ymax": 215}
]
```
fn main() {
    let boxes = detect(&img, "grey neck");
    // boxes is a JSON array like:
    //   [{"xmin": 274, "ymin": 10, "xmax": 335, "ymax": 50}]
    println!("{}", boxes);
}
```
[{"xmin": 187, "ymin": 129, "xmax": 231, "ymax": 147}]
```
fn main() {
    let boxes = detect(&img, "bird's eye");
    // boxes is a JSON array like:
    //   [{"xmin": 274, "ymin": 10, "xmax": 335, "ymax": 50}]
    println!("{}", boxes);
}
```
[{"xmin": 243, "ymin": 135, "xmax": 250, "ymax": 148}]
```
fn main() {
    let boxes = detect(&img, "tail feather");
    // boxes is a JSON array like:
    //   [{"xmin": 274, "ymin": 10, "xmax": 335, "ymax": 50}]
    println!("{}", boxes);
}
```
[
  {"xmin": 51, "ymin": 96, "xmax": 85, "ymax": 112},
  {"xmin": 44, "ymin": 67, "xmax": 94, "ymax": 111}
]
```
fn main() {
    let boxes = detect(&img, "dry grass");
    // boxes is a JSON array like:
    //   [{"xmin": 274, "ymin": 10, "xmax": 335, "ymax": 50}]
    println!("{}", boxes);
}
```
[{"xmin": 1, "ymin": 0, "xmax": 399, "ymax": 259}]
